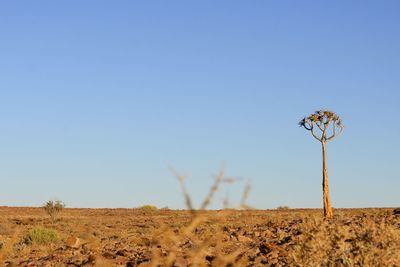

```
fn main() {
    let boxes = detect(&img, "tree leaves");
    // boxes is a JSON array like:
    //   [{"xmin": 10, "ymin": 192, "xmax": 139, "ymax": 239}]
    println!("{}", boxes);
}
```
[{"xmin": 299, "ymin": 110, "xmax": 344, "ymax": 142}]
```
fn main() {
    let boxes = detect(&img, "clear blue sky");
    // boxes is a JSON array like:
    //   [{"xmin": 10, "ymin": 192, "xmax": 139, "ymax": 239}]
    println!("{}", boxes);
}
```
[{"xmin": 1, "ymin": 1, "xmax": 399, "ymax": 209}]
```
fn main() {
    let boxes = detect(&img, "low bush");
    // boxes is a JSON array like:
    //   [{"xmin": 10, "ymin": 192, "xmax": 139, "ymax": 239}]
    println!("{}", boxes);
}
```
[
  {"xmin": 43, "ymin": 200, "xmax": 65, "ymax": 220},
  {"xmin": 23, "ymin": 227, "xmax": 59, "ymax": 245},
  {"xmin": 139, "ymin": 205, "xmax": 158, "ymax": 211},
  {"xmin": 277, "ymin": 206, "xmax": 290, "ymax": 210}
]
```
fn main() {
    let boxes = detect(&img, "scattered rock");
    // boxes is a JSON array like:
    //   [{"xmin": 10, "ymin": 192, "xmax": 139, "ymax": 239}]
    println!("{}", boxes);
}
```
[{"xmin": 1, "ymin": 207, "xmax": 399, "ymax": 266}]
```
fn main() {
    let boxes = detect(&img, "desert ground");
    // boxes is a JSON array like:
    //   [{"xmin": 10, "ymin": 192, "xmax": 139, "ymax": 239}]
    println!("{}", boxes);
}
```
[{"xmin": 0, "ymin": 207, "xmax": 399, "ymax": 266}]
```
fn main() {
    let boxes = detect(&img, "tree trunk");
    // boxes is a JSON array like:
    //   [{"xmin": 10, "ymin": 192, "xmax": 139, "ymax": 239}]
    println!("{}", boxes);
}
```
[{"xmin": 322, "ymin": 141, "xmax": 333, "ymax": 218}]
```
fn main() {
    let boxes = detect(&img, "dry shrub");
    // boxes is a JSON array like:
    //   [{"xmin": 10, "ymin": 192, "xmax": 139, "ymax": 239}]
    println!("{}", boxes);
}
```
[
  {"xmin": 277, "ymin": 206, "xmax": 290, "ymax": 210},
  {"xmin": 139, "ymin": 205, "xmax": 158, "ymax": 211},
  {"xmin": 43, "ymin": 200, "xmax": 65, "ymax": 220},
  {"xmin": 146, "ymin": 167, "xmax": 252, "ymax": 266}
]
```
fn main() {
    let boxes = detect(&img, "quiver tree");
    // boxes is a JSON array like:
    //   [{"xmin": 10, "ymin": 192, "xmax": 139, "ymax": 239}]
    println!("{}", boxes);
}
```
[{"xmin": 299, "ymin": 110, "xmax": 344, "ymax": 219}]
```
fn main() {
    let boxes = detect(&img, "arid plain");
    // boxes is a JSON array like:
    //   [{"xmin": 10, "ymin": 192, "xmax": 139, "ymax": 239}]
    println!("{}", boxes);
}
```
[{"xmin": 0, "ymin": 207, "xmax": 399, "ymax": 266}]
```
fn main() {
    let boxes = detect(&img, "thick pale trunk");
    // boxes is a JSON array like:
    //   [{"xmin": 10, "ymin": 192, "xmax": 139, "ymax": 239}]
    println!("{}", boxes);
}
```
[{"xmin": 322, "ymin": 141, "xmax": 333, "ymax": 218}]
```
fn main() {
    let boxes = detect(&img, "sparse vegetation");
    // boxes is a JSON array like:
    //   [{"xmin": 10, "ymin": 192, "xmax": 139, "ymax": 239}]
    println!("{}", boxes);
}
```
[
  {"xmin": 0, "ymin": 207, "xmax": 398, "ymax": 266},
  {"xmin": 43, "ymin": 200, "xmax": 65, "ymax": 220}
]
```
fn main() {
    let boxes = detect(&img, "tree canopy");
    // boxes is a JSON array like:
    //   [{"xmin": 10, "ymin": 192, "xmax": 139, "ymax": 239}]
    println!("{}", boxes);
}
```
[{"xmin": 299, "ymin": 110, "xmax": 344, "ymax": 142}]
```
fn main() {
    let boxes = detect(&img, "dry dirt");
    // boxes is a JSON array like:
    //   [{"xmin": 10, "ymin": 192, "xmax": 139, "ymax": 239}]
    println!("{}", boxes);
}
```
[{"xmin": 0, "ymin": 207, "xmax": 399, "ymax": 266}]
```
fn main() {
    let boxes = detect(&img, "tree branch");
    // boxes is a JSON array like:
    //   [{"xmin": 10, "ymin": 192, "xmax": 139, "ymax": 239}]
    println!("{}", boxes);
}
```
[
  {"xmin": 200, "ymin": 168, "xmax": 224, "ymax": 210},
  {"xmin": 327, "ymin": 123, "xmax": 344, "ymax": 141},
  {"xmin": 169, "ymin": 166, "xmax": 195, "ymax": 213},
  {"xmin": 311, "ymin": 127, "xmax": 322, "ymax": 141},
  {"xmin": 327, "ymin": 123, "xmax": 336, "ymax": 141},
  {"xmin": 304, "ymin": 121, "xmax": 312, "ymax": 131},
  {"xmin": 316, "ymin": 121, "xmax": 324, "ymax": 131}
]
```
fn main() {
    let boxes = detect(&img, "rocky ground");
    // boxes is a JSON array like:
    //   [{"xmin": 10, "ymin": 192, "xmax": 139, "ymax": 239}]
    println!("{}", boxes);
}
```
[{"xmin": 0, "ymin": 207, "xmax": 399, "ymax": 266}]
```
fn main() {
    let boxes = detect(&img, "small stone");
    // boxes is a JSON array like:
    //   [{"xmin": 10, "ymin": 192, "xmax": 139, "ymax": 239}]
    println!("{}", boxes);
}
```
[
  {"xmin": 102, "ymin": 251, "xmax": 115, "ymax": 259},
  {"xmin": 66, "ymin": 236, "xmax": 83, "ymax": 249},
  {"xmin": 174, "ymin": 257, "xmax": 189, "ymax": 267}
]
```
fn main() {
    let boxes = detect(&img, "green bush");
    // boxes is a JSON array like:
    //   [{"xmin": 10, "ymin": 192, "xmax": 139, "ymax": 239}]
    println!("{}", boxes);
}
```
[
  {"xmin": 23, "ymin": 227, "xmax": 59, "ymax": 245},
  {"xmin": 43, "ymin": 200, "xmax": 65, "ymax": 219}
]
